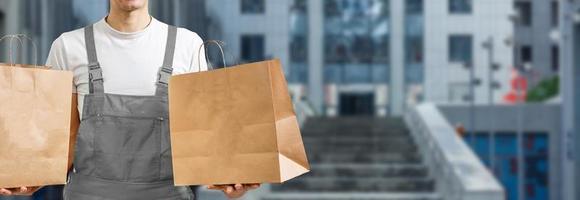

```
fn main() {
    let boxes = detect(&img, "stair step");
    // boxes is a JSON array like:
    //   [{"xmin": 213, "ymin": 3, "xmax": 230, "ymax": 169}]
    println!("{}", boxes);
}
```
[
  {"xmin": 264, "ymin": 117, "xmax": 436, "ymax": 198},
  {"xmin": 308, "ymin": 163, "xmax": 428, "ymax": 178},
  {"xmin": 262, "ymin": 192, "xmax": 441, "ymax": 200},
  {"xmin": 304, "ymin": 142, "xmax": 417, "ymax": 153},
  {"xmin": 302, "ymin": 134, "xmax": 413, "ymax": 142},
  {"xmin": 309, "ymin": 152, "xmax": 421, "ymax": 164},
  {"xmin": 272, "ymin": 177, "xmax": 435, "ymax": 192},
  {"xmin": 304, "ymin": 117, "xmax": 405, "ymax": 124},
  {"xmin": 303, "ymin": 130, "xmax": 410, "ymax": 137}
]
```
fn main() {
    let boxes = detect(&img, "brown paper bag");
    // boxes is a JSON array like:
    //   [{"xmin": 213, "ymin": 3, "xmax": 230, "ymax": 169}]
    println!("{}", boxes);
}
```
[
  {"xmin": 0, "ymin": 64, "xmax": 74, "ymax": 188},
  {"xmin": 169, "ymin": 59, "xmax": 310, "ymax": 185}
]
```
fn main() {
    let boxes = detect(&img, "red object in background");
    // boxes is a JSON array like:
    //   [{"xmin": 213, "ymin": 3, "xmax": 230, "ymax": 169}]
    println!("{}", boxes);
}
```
[
  {"xmin": 527, "ymin": 184, "xmax": 536, "ymax": 197},
  {"xmin": 503, "ymin": 68, "xmax": 528, "ymax": 104},
  {"xmin": 510, "ymin": 157, "xmax": 518, "ymax": 174},
  {"xmin": 526, "ymin": 134, "xmax": 535, "ymax": 150}
]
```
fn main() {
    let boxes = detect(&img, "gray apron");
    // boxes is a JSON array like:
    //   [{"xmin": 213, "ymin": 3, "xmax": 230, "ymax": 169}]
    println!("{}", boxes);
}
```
[{"xmin": 63, "ymin": 25, "xmax": 194, "ymax": 200}]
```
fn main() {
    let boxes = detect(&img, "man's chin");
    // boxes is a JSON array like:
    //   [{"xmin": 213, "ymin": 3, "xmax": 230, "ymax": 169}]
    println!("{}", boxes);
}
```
[
  {"xmin": 115, "ymin": 0, "xmax": 146, "ymax": 11},
  {"xmin": 121, "ymin": 6, "xmax": 143, "ymax": 12}
]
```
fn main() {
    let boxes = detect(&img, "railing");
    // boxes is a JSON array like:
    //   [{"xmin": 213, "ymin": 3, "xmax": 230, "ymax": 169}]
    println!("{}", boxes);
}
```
[
  {"xmin": 294, "ymin": 100, "xmax": 316, "ymax": 126},
  {"xmin": 404, "ymin": 103, "xmax": 505, "ymax": 200}
]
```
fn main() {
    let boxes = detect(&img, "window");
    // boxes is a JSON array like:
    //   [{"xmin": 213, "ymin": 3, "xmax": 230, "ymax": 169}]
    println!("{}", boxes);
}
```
[
  {"xmin": 552, "ymin": 45, "xmax": 559, "ymax": 72},
  {"xmin": 241, "ymin": 0, "xmax": 265, "ymax": 14},
  {"xmin": 406, "ymin": 0, "xmax": 423, "ymax": 15},
  {"xmin": 290, "ymin": 35, "xmax": 307, "ymax": 62},
  {"xmin": 241, "ymin": 35, "xmax": 265, "ymax": 63},
  {"xmin": 323, "ymin": 0, "xmax": 390, "ymax": 65},
  {"xmin": 406, "ymin": 36, "xmax": 423, "ymax": 64},
  {"xmin": 290, "ymin": 0, "xmax": 308, "ymax": 63},
  {"xmin": 515, "ymin": 2, "xmax": 532, "ymax": 26},
  {"xmin": 449, "ymin": 35, "xmax": 472, "ymax": 64},
  {"xmin": 449, "ymin": 0, "xmax": 472, "ymax": 14},
  {"xmin": 551, "ymin": 1, "xmax": 559, "ymax": 27},
  {"xmin": 521, "ymin": 45, "xmax": 533, "ymax": 63}
]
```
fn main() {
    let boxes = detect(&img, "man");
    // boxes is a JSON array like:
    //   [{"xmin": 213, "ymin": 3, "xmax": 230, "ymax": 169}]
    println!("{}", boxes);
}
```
[{"xmin": 0, "ymin": 0, "xmax": 259, "ymax": 199}]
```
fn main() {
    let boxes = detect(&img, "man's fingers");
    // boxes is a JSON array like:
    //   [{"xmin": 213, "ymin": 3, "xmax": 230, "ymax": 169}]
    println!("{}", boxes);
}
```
[
  {"xmin": 207, "ymin": 185, "xmax": 225, "ymax": 190},
  {"xmin": 208, "ymin": 183, "xmax": 260, "ymax": 193},
  {"xmin": 19, "ymin": 187, "xmax": 28, "ymax": 193},
  {"xmin": 0, "ymin": 188, "xmax": 12, "ymax": 195}
]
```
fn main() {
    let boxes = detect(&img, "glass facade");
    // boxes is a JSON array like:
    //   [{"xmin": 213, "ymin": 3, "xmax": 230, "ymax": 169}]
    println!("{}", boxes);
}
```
[
  {"xmin": 323, "ymin": 0, "xmax": 390, "ymax": 84},
  {"xmin": 289, "ymin": 0, "xmax": 308, "ymax": 83},
  {"xmin": 465, "ymin": 132, "xmax": 549, "ymax": 200},
  {"xmin": 404, "ymin": 0, "xmax": 423, "ymax": 84}
]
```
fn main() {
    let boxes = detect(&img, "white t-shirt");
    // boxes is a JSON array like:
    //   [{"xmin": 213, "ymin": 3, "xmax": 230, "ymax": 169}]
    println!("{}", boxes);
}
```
[{"xmin": 46, "ymin": 17, "xmax": 208, "ymax": 117}]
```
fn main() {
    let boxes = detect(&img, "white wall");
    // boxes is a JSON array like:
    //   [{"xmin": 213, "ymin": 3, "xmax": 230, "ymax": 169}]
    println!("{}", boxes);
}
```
[{"xmin": 424, "ymin": 0, "xmax": 514, "ymax": 105}]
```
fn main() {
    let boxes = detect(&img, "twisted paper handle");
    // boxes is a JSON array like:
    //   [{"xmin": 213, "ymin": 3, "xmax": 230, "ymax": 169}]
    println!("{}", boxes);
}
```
[
  {"xmin": 197, "ymin": 40, "xmax": 227, "ymax": 70},
  {"xmin": 0, "ymin": 34, "xmax": 39, "ymax": 67}
]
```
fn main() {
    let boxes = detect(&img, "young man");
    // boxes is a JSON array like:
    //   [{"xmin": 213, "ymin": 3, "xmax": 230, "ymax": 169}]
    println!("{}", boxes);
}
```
[{"xmin": 0, "ymin": 0, "xmax": 259, "ymax": 199}]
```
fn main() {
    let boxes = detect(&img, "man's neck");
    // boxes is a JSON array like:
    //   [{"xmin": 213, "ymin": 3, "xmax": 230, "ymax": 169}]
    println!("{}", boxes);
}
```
[{"xmin": 106, "ymin": 8, "xmax": 151, "ymax": 33}]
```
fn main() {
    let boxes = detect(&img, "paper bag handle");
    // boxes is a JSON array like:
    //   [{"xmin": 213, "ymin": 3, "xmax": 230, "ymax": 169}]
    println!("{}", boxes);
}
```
[
  {"xmin": 0, "ymin": 34, "xmax": 39, "ymax": 67},
  {"xmin": 197, "ymin": 40, "xmax": 227, "ymax": 70}
]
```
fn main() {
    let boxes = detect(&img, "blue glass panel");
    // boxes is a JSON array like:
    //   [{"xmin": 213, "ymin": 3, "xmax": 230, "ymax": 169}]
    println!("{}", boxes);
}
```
[
  {"xmin": 494, "ymin": 133, "xmax": 519, "ymax": 200},
  {"xmin": 524, "ymin": 133, "xmax": 549, "ymax": 200}
]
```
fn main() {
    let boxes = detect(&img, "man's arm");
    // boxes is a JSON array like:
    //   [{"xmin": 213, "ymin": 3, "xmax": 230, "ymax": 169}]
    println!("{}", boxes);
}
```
[
  {"xmin": 187, "ymin": 31, "xmax": 209, "ymax": 73},
  {"xmin": 68, "ymin": 94, "xmax": 80, "ymax": 171}
]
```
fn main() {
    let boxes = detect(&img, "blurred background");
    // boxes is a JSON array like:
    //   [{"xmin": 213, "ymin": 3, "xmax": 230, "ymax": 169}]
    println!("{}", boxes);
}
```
[{"xmin": 0, "ymin": 0, "xmax": 578, "ymax": 200}]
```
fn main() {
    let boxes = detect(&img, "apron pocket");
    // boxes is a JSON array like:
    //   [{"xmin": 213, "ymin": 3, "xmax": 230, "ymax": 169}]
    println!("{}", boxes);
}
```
[
  {"xmin": 126, "ymin": 153, "xmax": 162, "ymax": 182},
  {"xmin": 94, "ymin": 153, "xmax": 125, "ymax": 180},
  {"xmin": 92, "ymin": 115, "xmax": 163, "ymax": 182}
]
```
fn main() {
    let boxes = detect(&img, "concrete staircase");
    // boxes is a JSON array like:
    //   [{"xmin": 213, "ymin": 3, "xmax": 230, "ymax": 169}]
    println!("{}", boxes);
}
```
[{"xmin": 263, "ymin": 117, "xmax": 439, "ymax": 200}]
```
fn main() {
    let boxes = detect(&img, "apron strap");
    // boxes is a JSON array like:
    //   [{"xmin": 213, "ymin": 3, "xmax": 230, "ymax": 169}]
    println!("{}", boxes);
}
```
[
  {"xmin": 84, "ymin": 25, "xmax": 104, "ymax": 94},
  {"xmin": 155, "ymin": 25, "xmax": 177, "ymax": 96}
]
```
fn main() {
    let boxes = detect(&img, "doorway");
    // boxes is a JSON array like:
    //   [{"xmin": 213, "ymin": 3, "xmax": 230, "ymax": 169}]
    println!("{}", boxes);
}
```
[{"xmin": 339, "ymin": 93, "xmax": 375, "ymax": 116}]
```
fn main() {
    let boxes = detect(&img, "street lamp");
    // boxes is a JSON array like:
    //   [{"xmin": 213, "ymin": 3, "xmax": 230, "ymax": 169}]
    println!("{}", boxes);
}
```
[
  {"xmin": 462, "ymin": 61, "xmax": 479, "ymax": 146},
  {"xmin": 482, "ymin": 36, "xmax": 501, "ymax": 171}
]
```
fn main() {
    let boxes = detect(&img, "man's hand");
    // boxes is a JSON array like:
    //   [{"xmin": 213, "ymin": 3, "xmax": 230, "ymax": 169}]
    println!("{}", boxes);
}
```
[
  {"xmin": 0, "ymin": 186, "xmax": 41, "ymax": 196},
  {"xmin": 207, "ymin": 183, "xmax": 260, "ymax": 199}
]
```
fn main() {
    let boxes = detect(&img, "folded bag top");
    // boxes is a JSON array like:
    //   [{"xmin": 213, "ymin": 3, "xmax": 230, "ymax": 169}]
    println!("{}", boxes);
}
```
[{"xmin": 168, "ymin": 41, "xmax": 309, "ymax": 186}]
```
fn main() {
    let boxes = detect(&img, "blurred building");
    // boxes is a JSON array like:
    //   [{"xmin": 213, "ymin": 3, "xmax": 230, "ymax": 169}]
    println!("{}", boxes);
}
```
[
  {"xmin": 1, "ymin": 1, "xmax": 578, "ymax": 200},
  {"xmin": 205, "ymin": 0, "xmax": 519, "ymax": 117},
  {"xmin": 513, "ymin": 0, "xmax": 560, "ymax": 80},
  {"xmin": 150, "ymin": 0, "xmax": 208, "ymax": 39},
  {"xmin": 205, "ymin": 0, "xmax": 420, "ymax": 117},
  {"xmin": 424, "ymin": 0, "xmax": 513, "ymax": 105},
  {"xmin": 0, "ymin": 0, "xmax": 107, "ymax": 65},
  {"xmin": 205, "ymin": 0, "xmax": 291, "ymax": 71}
]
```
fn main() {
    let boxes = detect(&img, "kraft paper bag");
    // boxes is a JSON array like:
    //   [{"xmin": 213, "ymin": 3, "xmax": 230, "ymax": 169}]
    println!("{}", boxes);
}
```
[
  {"xmin": 169, "ymin": 59, "xmax": 310, "ymax": 185},
  {"xmin": 0, "ymin": 63, "xmax": 75, "ymax": 188}
]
